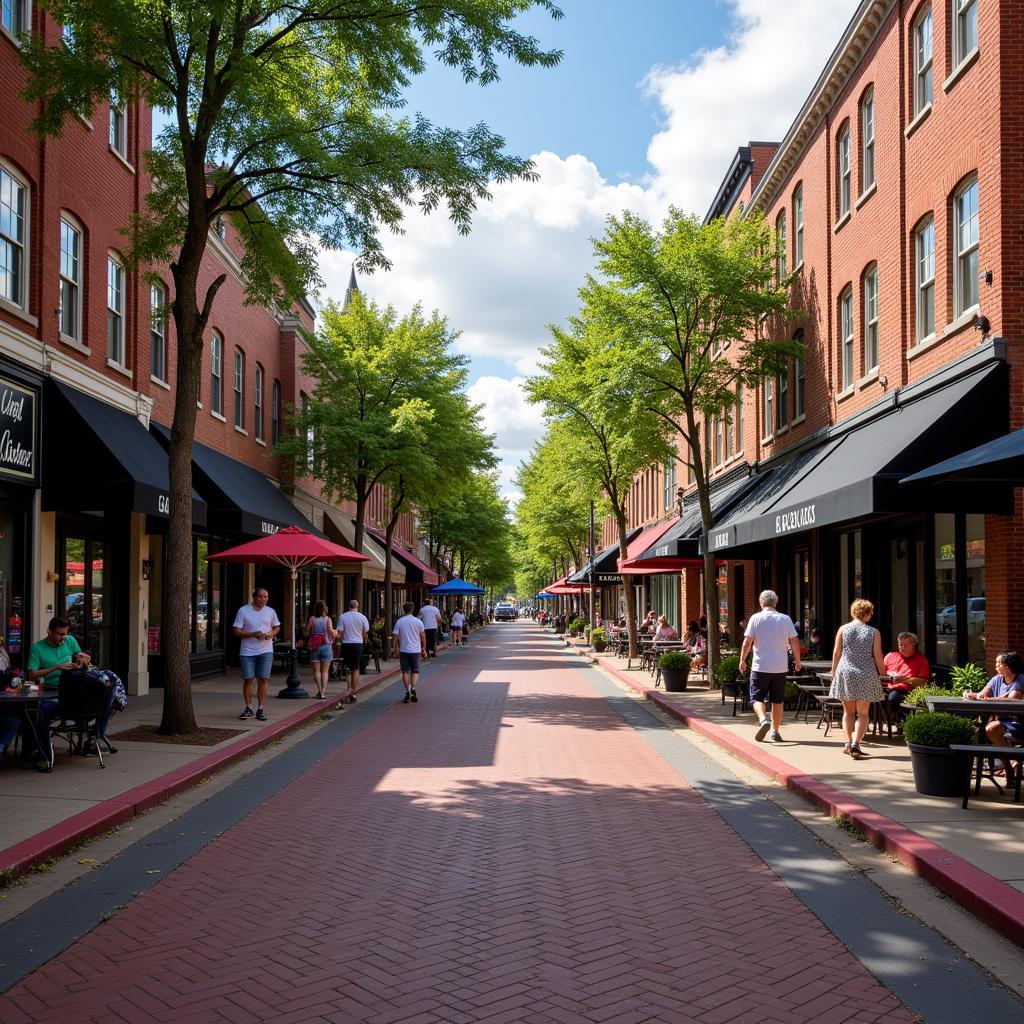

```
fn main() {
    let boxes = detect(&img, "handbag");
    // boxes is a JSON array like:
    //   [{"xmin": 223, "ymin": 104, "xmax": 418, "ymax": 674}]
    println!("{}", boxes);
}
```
[{"xmin": 309, "ymin": 632, "xmax": 327, "ymax": 649}]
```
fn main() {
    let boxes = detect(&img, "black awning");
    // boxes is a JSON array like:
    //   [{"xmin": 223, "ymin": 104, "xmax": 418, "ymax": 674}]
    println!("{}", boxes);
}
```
[
  {"xmin": 703, "ymin": 361, "xmax": 1011, "ymax": 554},
  {"xmin": 901, "ymin": 427, "xmax": 1024, "ymax": 485},
  {"xmin": 568, "ymin": 530, "xmax": 640, "ymax": 586},
  {"xmin": 151, "ymin": 424, "xmax": 316, "ymax": 537},
  {"xmin": 44, "ymin": 383, "xmax": 207, "ymax": 525}
]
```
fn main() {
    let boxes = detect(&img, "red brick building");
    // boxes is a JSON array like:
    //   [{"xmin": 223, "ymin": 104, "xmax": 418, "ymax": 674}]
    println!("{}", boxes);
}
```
[{"xmin": 0, "ymin": 7, "xmax": 426, "ymax": 692}]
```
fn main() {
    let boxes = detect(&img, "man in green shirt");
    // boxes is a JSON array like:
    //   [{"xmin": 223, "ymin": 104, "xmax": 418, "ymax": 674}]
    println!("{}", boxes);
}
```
[{"xmin": 24, "ymin": 616, "xmax": 83, "ymax": 770}]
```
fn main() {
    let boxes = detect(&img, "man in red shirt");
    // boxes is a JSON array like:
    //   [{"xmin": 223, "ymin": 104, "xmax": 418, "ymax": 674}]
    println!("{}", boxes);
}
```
[{"xmin": 882, "ymin": 632, "xmax": 930, "ymax": 709}]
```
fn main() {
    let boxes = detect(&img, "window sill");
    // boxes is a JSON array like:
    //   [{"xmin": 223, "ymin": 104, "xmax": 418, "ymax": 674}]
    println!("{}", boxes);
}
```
[
  {"xmin": 75, "ymin": 112, "xmax": 93, "ymax": 131},
  {"xmin": 835, "ymin": 386, "xmax": 855, "ymax": 404},
  {"xmin": 792, "ymin": 260, "xmax": 804, "ymax": 275},
  {"xmin": 762, "ymin": 434, "xmax": 775, "ymax": 447},
  {"xmin": 775, "ymin": 423, "xmax": 791, "ymax": 437},
  {"xmin": 0, "ymin": 296, "xmax": 38, "ymax": 328},
  {"xmin": 58, "ymin": 332, "xmax": 90, "ymax": 355},
  {"xmin": 907, "ymin": 332, "xmax": 939, "ymax": 361},
  {"xmin": 211, "ymin": 410, "xmax": 227, "ymax": 423},
  {"xmin": 255, "ymin": 437, "xmax": 267, "ymax": 447},
  {"xmin": 857, "ymin": 368, "xmax": 880, "ymax": 390},
  {"xmin": 944, "ymin": 48, "xmax": 980, "ymax": 93},
  {"xmin": 905, "ymin": 103, "xmax": 932, "ymax": 139},
  {"xmin": 108, "ymin": 145, "xmax": 135, "ymax": 173},
  {"xmin": 196, "ymin": 400, "xmax": 204, "ymax": 410},
  {"xmin": 150, "ymin": 375, "xmax": 170, "ymax": 391},
  {"xmin": 234, "ymin": 425, "xmax": 248, "ymax": 437},
  {"xmin": 833, "ymin": 210, "xmax": 851, "ymax": 234},
  {"xmin": 943, "ymin": 304, "xmax": 981, "ymax": 340},
  {"xmin": 855, "ymin": 182, "xmax": 877, "ymax": 210},
  {"xmin": 106, "ymin": 358, "xmax": 132, "ymax": 379},
  {"xmin": 791, "ymin": 414, "xmax": 806, "ymax": 427},
  {"xmin": 0, "ymin": 24, "xmax": 24, "ymax": 50}
]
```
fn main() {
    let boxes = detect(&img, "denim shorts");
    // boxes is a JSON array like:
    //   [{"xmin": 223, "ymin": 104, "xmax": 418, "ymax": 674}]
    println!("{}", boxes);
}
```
[
  {"xmin": 240, "ymin": 652, "xmax": 273, "ymax": 680},
  {"xmin": 399, "ymin": 651, "xmax": 421, "ymax": 674},
  {"xmin": 309, "ymin": 643, "xmax": 333, "ymax": 663}
]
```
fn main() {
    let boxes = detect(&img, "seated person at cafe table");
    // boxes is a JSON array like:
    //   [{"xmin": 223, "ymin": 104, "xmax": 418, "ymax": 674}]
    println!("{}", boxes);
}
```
[
  {"xmin": 655, "ymin": 615, "xmax": 678, "ymax": 641},
  {"xmin": 962, "ymin": 650, "xmax": 1024, "ymax": 778},
  {"xmin": 881, "ymin": 632, "xmax": 930, "ymax": 708},
  {"xmin": 25, "ymin": 616, "xmax": 82, "ymax": 771}
]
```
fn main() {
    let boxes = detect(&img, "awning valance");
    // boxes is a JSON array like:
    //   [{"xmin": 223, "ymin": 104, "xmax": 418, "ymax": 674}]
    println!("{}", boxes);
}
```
[
  {"xmin": 365, "ymin": 527, "xmax": 439, "ymax": 586},
  {"xmin": 618, "ymin": 518, "xmax": 688, "ymax": 574},
  {"xmin": 323, "ymin": 511, "xmax": 401, "ymax": 583},
  {"xmin": 901, "ymin": 426, "xmax": 1024, "ymax": 486},
  {"xmin": 568, "ymin": 529, "xmax": 641, "ymax": 586}
]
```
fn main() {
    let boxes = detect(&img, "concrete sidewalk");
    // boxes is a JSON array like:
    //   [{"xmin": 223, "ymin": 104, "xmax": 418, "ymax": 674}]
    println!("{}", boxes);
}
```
[
  {"xmin": 570, "ymin": 633, "xmax": 1024, "ymax": 947},
  {"xmin": 0, "ymin": 659, "xmax": 402, "ymax": 876}
]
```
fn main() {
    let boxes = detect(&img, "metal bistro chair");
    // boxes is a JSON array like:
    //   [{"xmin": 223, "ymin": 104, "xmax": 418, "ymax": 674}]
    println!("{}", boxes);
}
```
[{"xmin": 49, "ymin": 670, "xmax": 115, "ymax": 769}]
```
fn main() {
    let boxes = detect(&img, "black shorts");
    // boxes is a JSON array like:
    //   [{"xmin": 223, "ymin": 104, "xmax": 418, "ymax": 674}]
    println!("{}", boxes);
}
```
[
  {"xmin": 341, "ymin": 643, "xmax": 363, "ymax": 670},
  {"xmin": 749, "ymin": 671, "xmax": 787, "ymax": 705},
  {"xmin": 399, "ymin": 651, "xmax": 421, "ymax": 674}
]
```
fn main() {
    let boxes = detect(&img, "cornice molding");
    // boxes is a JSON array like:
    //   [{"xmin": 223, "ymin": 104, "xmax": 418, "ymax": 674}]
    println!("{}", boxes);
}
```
[{"xmin": 750, "ymin": 0, "xmax": 895, "ymax": 214}]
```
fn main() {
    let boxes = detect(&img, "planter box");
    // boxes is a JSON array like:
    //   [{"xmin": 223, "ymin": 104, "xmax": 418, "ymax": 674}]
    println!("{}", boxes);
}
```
[
  {"xmin": 593, "ymin": 641, "xmax": 607, "ymax": 653},
  {"xmin": 907, "ymin": 743, "xmax": 972, "ymax": 797},
  {"xmin": 662, "ymin": 668, "xmax": 689, "ymax": 692}
]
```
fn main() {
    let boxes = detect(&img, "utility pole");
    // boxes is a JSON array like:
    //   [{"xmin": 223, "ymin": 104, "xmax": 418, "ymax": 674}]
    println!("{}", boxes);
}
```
[{"xmin": 588, "ymin": 499, "xmax": 596, "ymax": 636}]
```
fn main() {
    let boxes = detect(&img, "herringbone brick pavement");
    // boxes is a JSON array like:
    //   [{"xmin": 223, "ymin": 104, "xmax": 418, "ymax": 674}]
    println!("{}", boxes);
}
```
[{"xmin": 3, "ymin": 627, "xmax": 912, "ymax": 1023}]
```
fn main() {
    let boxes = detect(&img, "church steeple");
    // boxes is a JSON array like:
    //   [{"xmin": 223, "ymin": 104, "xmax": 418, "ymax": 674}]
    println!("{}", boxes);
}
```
[{"xmin": 342, "ymin": 266, "xmax": 360, "ymax": 311}]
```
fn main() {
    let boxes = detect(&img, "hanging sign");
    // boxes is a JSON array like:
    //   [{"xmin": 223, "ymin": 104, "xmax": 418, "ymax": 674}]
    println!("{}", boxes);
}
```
[{"xmin": 0, "ymin": 377, "xmax": 37, "ymax": 484}]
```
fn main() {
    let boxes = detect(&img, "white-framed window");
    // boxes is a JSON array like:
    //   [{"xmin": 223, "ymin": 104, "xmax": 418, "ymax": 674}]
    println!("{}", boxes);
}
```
[
  {"xmin": 838, "ymin": 123, "xmax": 851, "ymax": 218},
  {"xmin": 777, "ymin": 367, "xmax": 789, "ymax": 432},
  {"xmin": 254, "ymin": 364, "xmax": 265, "ymax": 441},
  {"xmin": 215, "ymin": 214, "xmax": 226, "ymax": 240},
  {"xmin": 953, "ymin": 0, "xmax": 978, "ymax": 69},
  {"xmin": 736, "ymin": 383, "xmax": 744, "ymax": 452},
  {"xmin": 233, "ymin": 348, "xmax": 245, "ymax": 429},
  {"xmin": 776, "ymin": 210, "xmax": 787, "ymax": 283},
  {"xmin": 915, "ymin": 217, "xmax": 935, "ymax": 340},
  {"xmin": 840, "ymin": 287, "xmax": 854, "ymax": 390},
  {"xmin": 725, "ymin": 407, "xmax": 734, "ymax": 458},
  {"xmin": 150, "ymin": 282, "xmax": 167, "ymax": 381},
  {"xmin": 106, "ymin": 255, "xmax": 125, "ymax": 365},
  {"xmin": 763, "ymin": 376, "xmax": 774, "ymax": 438},
  {"xmin": 794, "ymin": 347, "xmax": 806, "ymax": 419},
  {"xmin": 954, "ymin": 176, "xmax": 979, "ymax": 316},
  {"xmin": 210, "ymin": 331, "xmax": 223, "ymax": 415},
  {"xmin": 914, "ymin": 7, "xmax": 933, "ymax": 115},
  {"xmin": 0, "ymin": 164, "xmax": 27, "ymax": 308},
  {"xmin": 301, "ymin": 391, "xmax": 313, "ymax": 470},
  {"xmin": 1, "ymin": 0, "xmax": 27, "ymax": 35},
  {"xmin": 272, "ymin": 378, "xmax": 281, "ymax": 443},
  {"xmin": 712, "ymin": 418, "xmax": 722, "ymax": 467},
  {"xmin": 662, "ymin": 458, "xmax": 675, "ymax": 510},
  {"xmin": 863, "ymin": 265, "xmax": 879, "ymax": 372},
  {"xmin": 793, "ymin": 185, "xmax": 804, "ymax": 267},
  {"xmin": 109, "ymin": 89, "xmax": 127, "ymax": 156},
  {"xmin": 861, "ymin": 88, "xmax": 875, "ymax": 192},
  {"xmin": 59, "ymin": 217, "xmax": 81, "ymax": 340}
]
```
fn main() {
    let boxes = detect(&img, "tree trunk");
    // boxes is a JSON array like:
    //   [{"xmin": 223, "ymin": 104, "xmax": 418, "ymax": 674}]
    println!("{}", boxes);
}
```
[
  {"xmin": 687, "ymin": 408, "xmax": 721, "ymax": 682},
  {"xmin": 383, "ymin": 482, "xmax": 405, "ymax": 659},
  {"xmin": 616, "ymin": 508, "xmax": 638, "ymax": 660}
]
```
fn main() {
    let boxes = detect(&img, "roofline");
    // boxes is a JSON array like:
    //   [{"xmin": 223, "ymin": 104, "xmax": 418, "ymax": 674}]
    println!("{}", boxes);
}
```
[{"xmin": 704, "ymin": 147, "xmax": 752, "ymax": 224}]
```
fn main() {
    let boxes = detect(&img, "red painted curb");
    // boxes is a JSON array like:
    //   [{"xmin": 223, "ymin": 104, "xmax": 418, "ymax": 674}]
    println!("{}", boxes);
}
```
[
  {"xmin": 591, "ymin": 652, "xmax": 1024, "ymax": 949},
  {"xmin": 0, "ymin": 666, "xmax": 401, "ymax": 879}
]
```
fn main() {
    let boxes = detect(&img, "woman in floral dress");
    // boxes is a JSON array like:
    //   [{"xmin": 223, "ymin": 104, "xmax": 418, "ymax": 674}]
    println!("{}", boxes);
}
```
[{"xmin": 829, "ymin": 598, "xmax": 885, "ymax": 759}]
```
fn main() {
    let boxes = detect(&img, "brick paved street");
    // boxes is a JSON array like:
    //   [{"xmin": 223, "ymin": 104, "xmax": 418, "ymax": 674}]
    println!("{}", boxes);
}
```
[{"xmin": 3, "ymin": 625, "xmax": 913, "ymax": 1024}]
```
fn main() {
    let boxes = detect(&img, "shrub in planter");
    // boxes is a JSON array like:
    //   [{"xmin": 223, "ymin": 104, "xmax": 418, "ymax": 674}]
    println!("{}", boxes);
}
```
[
  {"xmin": 660, "ymin": 651, "xmax": 692, "ymax": 693},
  {"xmin": 903, "ymin": 711, "xmax": 977, "ymax": 797},
  {"xmin": 902, "ymin": 685, "xmax": 957, "ymax": 709},
  {"xmin": 591, "ymin": 626, "xmax": 608, "ymax": 653},
  {"xmin": 714, "ymin": 654, "xmax": 745, "ymax": 693},
  {"xmin": 950, "ymin": 662, "xmax": 988, "ymax": 693}
]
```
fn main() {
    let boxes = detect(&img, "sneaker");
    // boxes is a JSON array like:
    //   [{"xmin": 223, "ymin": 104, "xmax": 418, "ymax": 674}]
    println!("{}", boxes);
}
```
[
  {"xmin": 849, "ymin": 744, "xmax": 864, "ymax": 760},
  {"xmin": 842, "ymin": 742, "xmax": 852, "ymax": 756},
  {"xmin": 411, "ymin": 689, "xmax": 418, "ymax": 702},
  {"xmin": 769, "ymin": 730, "xmax": 783, "ymax": 743},
  {"xmin": 403, "ymin": 691, "xmax": 411, "ymax": 703},
  {"xmin": 755, "ymin": 719, "xmax": 771, "ymax": 742},
  {"xmin": 239, "ymin": 706, "xmax": 254, "ymax": 720},
  {"xmin": 255, "ymin": 708, "xmax": 267, "ymax": 722}
]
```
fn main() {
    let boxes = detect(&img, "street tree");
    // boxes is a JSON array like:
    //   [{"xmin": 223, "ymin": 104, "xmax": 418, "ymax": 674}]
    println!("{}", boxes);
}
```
[
  {"xmin": 527, "ymin": 325, "xmax": 672, "ymax": 658},
  {"xmin": 581, "ymin": 207, "xmax": 800, "ymax": 674},
  {"xmin": 21, "ymin": 0, "xmax": 562, "ymax": 733}
]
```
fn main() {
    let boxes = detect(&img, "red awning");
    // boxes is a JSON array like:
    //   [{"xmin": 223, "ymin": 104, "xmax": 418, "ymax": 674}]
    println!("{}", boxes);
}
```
[
  {"xmin": 619, "ymin": 518, "xmax": 703, "ymax": 575},
  {"xmin": 546, "ymin": 574, "xmax": 590, "ymax": 595},
  {"xmin": 366, "ymin": 528, "xmax": 440, "ymax": 585}
]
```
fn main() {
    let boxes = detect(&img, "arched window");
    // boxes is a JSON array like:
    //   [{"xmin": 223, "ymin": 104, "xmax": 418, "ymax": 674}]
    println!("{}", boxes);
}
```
[
  {"xmin": 953, "ymin": 176, "xmax": 979, "ymax": 316},
  {"xmin": 775, "ymin": 210, "xmax": 787, "ymax": 282},
  {"xmin": 233, "ymin": 348, "xmax": 245, "ymax": 430},
  {"xmin": 59, "ymin": 214, "xmax": 83, "ymax": 342},
  {"xmin": 107, "ymin": 254, "xmax": 126, "ymax": 366},
  {"xmin": 210, "ymin": 331, "xmax": 224, "ymax": 414},
  {"xmin": 860, "ymin": 88, "xmax": 875, "ymax": 192},
  {"xmin": 793, "ymin": 184, "xmax": 804, "ymax": 267},
  {"xmin": 254, "ymin": 364, "xmax": 265, "ymax": 441},
  {"xmin": 913, "ymin": 7, "xmax": 933, "ymax": 116},
  {"xmin": 837, "ymin": 122, "xmax": 851, "ymax": 218}
]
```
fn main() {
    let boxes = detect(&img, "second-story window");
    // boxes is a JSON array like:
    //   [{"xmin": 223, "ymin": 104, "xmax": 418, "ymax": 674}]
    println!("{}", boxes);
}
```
[
  {"xmin": 793, "ymin": 185, "xmax": 804, "ymax": 267},
  {"xmin": 861, "ymin": 88, "xmax": 875, "ymax": 192},
  {"xmin": 233, "ymin": 348, "xmax": 245, "ymax": 430},
  {"xmin": 954, "ymin": 177, "xmax": 979, "ymax": 316},
  {"xmin": 107, "ymin": 255, "xmax": 125, "ymax": 365},
  {"xmin": 736, "ymin": 383, "xmax": 744, "ymax": 451},
  {"xmin": 301, "ymin": 391, "xmax": 313, "ymax": 470},
  {"xmin": 714, "ymin": 418, "xmax": 724, "ymax": 467},
  {"xmin": 210, "ymin": 331, "xmax": 223, "ymax": 415},
  {"xmin": 109, "ymin": 89, "xmax": 127, "ymax": 157},
  {"xmin": 776, "ymin": 210, "xmax": 787, "ymax": 282},
  {"xmin": 915, "ymin": 217, "xmax": 935, "ymax": 341},
  {"xmin": 914, "ymin": 8, "xmax": 933, "ymax": 116},
  {"xmin": 59, "ymin": 217, "xmax": 81, "ymax": 341},
  {"xmin": 2, "ymin": 0, "xmax": 27, "ymax": 34},
  {"xmin": 953, "ymin": 0, "xmax": 978, "ymax": 69},
  {"xmin": 794, "ymin": 347, "xmax": 806, "ymax": 419},
  {"xmin": 840, "ymin": 287, "xmax": 854, "ymax": 390},
  {"xmin": 777, "ymin": 367, "xmax": 789, "ymax": 432},
  {"xmin": 838, "ymin": 123, "xmax": 851, "ymax": 219},
  {"xmin": 254, "ymin": 364, "xmax": 264, "ymax": 441},
  {"xmin": 272, "ymin": 378, "xmax": 281, "ymax": 443},
  {"xmin": 662, "ymin": 459, "xmax": 675, "ymax": 510},
  {"xmin": 863, "ymin": 265, "xmax": 879, "ymax": 372},
  {"xmin": 0, "ymin": 165, "xmax": 27, "ymax": 308},
  {"xmin": 150, "ymin": 282, "xmax": 167, "ymax": 381},
  {"xmin": 763, "ymin": 377, "xmax": 773, "ymax": 438}
]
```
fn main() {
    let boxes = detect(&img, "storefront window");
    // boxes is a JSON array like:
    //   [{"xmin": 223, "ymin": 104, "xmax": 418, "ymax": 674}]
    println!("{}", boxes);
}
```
[
  {"xmin": 717, "ymin": 566, "xmax": 728, "ymax": 633},
  {"xmin": 934, "ymin": 513, "xmax": 956, "ymax": 666},
  {"xmin": 195, "ymin": 539, "xmax": 209, "ymax": 649},
  {"xmin": 965, "ymin": 514, "xmax": 985, "ymax": 667},
  {"xmin": 60, "ymin": 530, "xmax": 109, "ymax": 666},
  {"xmin": 192, "ymin": 536, "xmax": 225, "ymax": 654},
  {"xmin": 839, "ymin": 531, "xmax": 862, "ymax": 613}
]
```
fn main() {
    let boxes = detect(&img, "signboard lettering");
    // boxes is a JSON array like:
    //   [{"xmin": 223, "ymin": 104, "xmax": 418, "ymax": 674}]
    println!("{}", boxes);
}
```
[
  {"xmin": 0, "ymin": 377, "xmax": 36, "ymax": 483},
  {"xmin": 261, "ymin": 521, "xmax": 280, "ymax": 535},
  {"xmin": 774, "ymin": 503, "xmax": 816, "ymax": 535},
  {"xmin": 158, "ymin": 495, "xmax": 170, "ymax": 514}
]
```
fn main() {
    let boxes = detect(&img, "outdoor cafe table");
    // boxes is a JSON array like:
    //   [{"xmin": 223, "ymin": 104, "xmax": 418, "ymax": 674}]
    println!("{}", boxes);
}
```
[
  {"xmin": 924, "ymin": 696, "xmax": 1024, "ymax": 723},
  {"xmin": 0, "ymin": 690, "xmax": 49, "ymax": 759}
]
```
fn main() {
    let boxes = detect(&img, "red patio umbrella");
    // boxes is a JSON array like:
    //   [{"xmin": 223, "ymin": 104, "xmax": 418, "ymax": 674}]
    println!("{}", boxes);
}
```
[{"xmin": 208, "ymin": 526, "xmax": 368, "ymax": 697}]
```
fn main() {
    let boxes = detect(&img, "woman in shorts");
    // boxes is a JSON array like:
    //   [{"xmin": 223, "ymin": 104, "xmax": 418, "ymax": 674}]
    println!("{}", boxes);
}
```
[
  {"xmin": 306, "ymin": 600, "xmax": 338, "ymax": 699},
  {"xmin": 450, "ymin": 608, "xmax": 466, "ymax": 647}
]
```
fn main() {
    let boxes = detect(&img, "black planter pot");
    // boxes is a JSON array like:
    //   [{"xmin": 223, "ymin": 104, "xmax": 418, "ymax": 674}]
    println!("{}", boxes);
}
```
[
  {"xmin": 593, "ymin": 641, "xmax": 607, "ymax": 653},
  {"xmin": 662, "ymin": 668, "xmax": 689, "ymax": 692},
  {"xmin": 907, "ymin": 743, "xmax": 972, "ymax": 797},
  {"xmin": 360, "ymin": 653, "xmax": 372, "ymax": 674},
  {"xmin": 721, "ymin": 680, "xmax": 743, "ymax": 697}
]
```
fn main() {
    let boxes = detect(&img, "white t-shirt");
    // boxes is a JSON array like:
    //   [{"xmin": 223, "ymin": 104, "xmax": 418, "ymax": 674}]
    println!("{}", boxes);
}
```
[
  {"xmin": 392, "ymin": 614, "xmax": 426, "ymax": 654},
  {"xmin": 418, "ymin": 605, "xmax": 442, "ymax": 629},
  {"xmin": 338, "ymin": 610, "xmax": 370, "ymax": 644},
  {"xmin": 744, "ymin": 608, "xmax": 798, "ymax": 673},
  {"xmin": 233, "ymin": 604, "xmax": 281, "ymax": 656},
  {"xmin": 450, "ymin": 611, "xmax": 466, "ymax": 629}
]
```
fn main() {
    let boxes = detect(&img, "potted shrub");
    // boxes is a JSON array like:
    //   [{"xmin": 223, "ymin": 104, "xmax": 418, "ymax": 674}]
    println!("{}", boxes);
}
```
[
  {"xmin": 950, "ymin": 662, "xmax": 988, "ymax": 693},
  {"xmin": 714, "ymin": 654, "xmax": 746, "ymax": 696},
  {"xmin": 591, "ymin": 626, "xmax": 608, "ymax": 653},
  {"xmin": 660, "ymin": 651, "xmax": 692, "ymax": 692},
  {"xmin": 902, "ymin": 684, "xmax": 957, "ymax": 711},
  {"xmin": 903, "ymin": 711, "xmax": 977, "ymax": 797}
]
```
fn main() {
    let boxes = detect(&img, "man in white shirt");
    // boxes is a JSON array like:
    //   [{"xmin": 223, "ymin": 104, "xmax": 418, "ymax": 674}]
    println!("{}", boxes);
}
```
[
  {"xmin": 739, "ymin": 589, "xmax": 801, "ymax": 743},
  {"xmin": 418, "ymin": 599, "xmax": 443, "ymax": 658},
  {"xmin": 232, "ymin": 589, "xmax": 281, "ymax": 722},
  {"xmin": 336, "ymin": 599, "xmax": 370, "ymax": 706},
  {"xmin": 392, "ymin": 601, "xmax": 427, "ymax": 703}
]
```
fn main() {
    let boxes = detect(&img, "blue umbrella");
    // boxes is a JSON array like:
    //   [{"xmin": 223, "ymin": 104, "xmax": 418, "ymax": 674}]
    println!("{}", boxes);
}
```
[
  {"xmin": 534, "ymin": 592, "xmax": 554, "ymax": 600},
  {"xmin": 431, "ymin": 578, "xmax": 486, "ymax": 595}
]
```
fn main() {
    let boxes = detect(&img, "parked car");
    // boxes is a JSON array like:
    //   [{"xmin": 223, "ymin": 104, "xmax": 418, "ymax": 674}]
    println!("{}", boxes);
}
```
[
  {"xmin": 936, "ymin": 597, "xmax": 985, "ymax": 634},
  {"xmin": 494, "ymin": 603, "xmax": 516, "ymax": 621}
]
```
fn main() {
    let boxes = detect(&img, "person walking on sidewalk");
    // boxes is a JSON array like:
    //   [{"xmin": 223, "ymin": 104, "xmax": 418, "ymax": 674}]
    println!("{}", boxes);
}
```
[
  {"xmin": 232, "ymin": 589, "xmax": 281, "ymax": 722},
  {"xmin": 419, "ymin": 598, "xmax": 442, "ymax": 659},
  {"xmin": 450, "ymin": 607, "xmax": 466, "ymax": 648},
  {"xmin": 739, "ymin": 590, "xmax": 801, "ymax": 744},
  {"xmin": 393, "ymin": 602, "xmax": 427, "ymax": 703},
  {"xmin": 829, "ymin": 599, "xmax": 885, "ymax": 759},
  {"xmin": 336, "ymin": 599, "xmax": 370, "ymax": 706},
  {"xmin": 306, "ymin": 600, "xmax": 337, "ymax": 700}
]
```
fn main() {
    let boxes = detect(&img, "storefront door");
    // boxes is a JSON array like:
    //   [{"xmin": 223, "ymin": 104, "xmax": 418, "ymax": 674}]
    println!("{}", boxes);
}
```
[{"xmin": 59, "ymin": 527, "xmax": 110, "ymax": 665}]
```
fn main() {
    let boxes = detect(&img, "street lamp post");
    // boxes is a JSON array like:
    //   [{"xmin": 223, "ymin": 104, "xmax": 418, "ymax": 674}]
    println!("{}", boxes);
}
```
[{"xmin": 588, "ymin": 499, "xmax": 596, "ymax": 637}]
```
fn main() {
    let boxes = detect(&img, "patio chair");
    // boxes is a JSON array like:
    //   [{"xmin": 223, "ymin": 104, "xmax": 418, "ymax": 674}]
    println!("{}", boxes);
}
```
[{"xmin": 49, "ymin": 670, "xmax": 114, "ymax": 769}]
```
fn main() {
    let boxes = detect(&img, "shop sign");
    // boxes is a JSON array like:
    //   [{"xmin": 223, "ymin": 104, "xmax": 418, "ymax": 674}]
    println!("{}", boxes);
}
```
[
  {"xmin": 0, "ymin": 377, "xmax": 37, "ymax": 484},
  {"xmin": 774, "ymin": 503, "xmax": 816, "ymax": 535},
  {"xmin": 708, "ymin": 525, "xmax": 735, "ymax": 551},
  {"xmin": 261, "ymin": 521, "xmax": 280, "ymax": 535},
  {"xmin": 596, "ymin": 573, "xmax": 622, "ymax": 585},
  {"xmin": 147, "ymin": 626, "xmax": 161, "ymax": 654}
]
